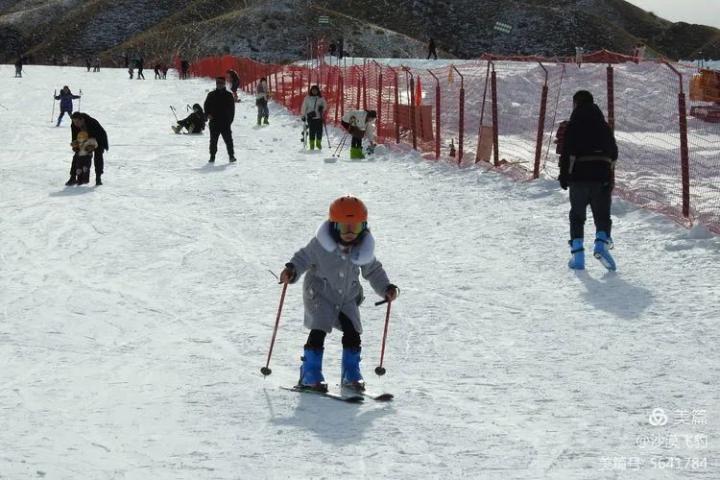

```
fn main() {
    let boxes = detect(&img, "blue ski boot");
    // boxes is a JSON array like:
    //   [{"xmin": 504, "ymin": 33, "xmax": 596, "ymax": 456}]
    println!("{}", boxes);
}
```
[
  {"xmin": 568, "ymin": 238, "xmax": 585, "ymax": 270},
  {"xmin": 341, "ymin": 348, "xmax": 365, "ymax": 391},
  {"xmin": 299, "ymin": 348, "xmax": 327, "ymax": 391},
  {"xmin": 593, "ymin": 231, "xmax": 616, "ymax": 271}
]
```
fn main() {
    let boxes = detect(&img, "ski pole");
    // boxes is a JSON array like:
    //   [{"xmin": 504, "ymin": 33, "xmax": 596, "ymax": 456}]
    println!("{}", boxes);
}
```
[
  {"xmin": 375, "ymin": 300, "xmax": 392, "ymax": 376},
  {"xmin": 260, "ymin": 280, "xmax": 289, "ymax": 377},
  {"xmin": 51, "ymin": 90, "xmax": 56, "ymax": 123},
  {"xmin": 78, "ymin": 89, "xmax": 82, "ymax": 111},
  {"xmin": 170, "ymin": 105, "xmax": 179, "ymax": 122},
  {"xmin": 332, "ymin": 132, "xmax": 349, "ymax": 158},
  {"xmin": 323, "ymin": 120, "xmax": 332, "ymax": 148}
]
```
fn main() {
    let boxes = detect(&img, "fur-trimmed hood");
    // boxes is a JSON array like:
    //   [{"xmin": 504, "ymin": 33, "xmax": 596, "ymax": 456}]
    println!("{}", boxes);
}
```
[{"xmin": 315, "ymin": 221, "xmax": 375, "ymax": 266}]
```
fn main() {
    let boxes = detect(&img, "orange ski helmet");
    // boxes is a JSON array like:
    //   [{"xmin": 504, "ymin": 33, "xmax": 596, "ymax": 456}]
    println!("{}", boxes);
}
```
[{"xmin": 329, "ymin": 195, "xmax": 368, "ymax": 223}]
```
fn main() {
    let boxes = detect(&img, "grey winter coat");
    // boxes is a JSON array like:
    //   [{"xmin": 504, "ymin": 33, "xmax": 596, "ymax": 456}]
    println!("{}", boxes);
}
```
[{"xmin": 289, "ymin": 221, "xmax": 391, "ymax": 334}]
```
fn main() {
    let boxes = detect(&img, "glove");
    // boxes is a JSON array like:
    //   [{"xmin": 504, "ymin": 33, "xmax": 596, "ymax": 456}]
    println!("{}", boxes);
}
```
[
  {"xmin": 384, "ymin": 284, "xmax": 399, "ymax": 302},
  {"xmin": 279, "ymin": 263, "xmax": 297, "ymax": 284},
  {"xmin": 86, "ymin": 144, "xmax": 96, "ymax": 152},
  {"xmin": 71, "ymin": 141, "xmax": 80, "ymax": 152},
  {"xmin": 301, "ymin": 116, "xmax": 305, "ymax": 122},
  {"xmin": 559, "ymin": 174, "xmax": 568, "ymax": 190},
  {"xmin": 318, "ymin": 105, "xmax": 324, "ymax": 112}
]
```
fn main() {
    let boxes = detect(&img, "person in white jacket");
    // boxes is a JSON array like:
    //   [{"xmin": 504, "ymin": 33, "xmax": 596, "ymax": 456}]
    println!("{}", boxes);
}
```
[
  {"xmin": 301, "ymin": 85, "xmax": 327, "ymax": 150},
  {"xmin": 340, "ymin": 109, "xmax": 377, "ymax": 159}
]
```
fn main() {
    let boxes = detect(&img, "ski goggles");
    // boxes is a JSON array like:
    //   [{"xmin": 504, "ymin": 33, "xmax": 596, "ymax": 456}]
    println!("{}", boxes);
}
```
[{"xmin": 334, "ymin": 222, "xmax": 367, "ymax": 235}]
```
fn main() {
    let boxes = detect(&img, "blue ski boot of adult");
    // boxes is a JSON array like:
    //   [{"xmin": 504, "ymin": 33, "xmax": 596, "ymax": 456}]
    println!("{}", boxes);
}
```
[
  {"xmin": 341, "ymin": 348, "xmax": 365, "ymax": 391},
  {"xmin": 593, "ymin": 231, "xmax": 616, "ymax": 271},
  {"xmin": 568, "ymin": 238, "xmax": 585, "ymax": 270},
  {"xmin": 299, "ymin": 348, "xmax": 327, "ymax": 391}
]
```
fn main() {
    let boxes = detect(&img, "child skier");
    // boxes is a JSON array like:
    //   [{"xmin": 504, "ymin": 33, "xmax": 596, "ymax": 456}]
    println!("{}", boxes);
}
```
[
  {"xmin": 558, "ymin": 90, "xmax": 618, "ymax": 271},
  {"xmin": 172, "ymin": 104, "xmax": 206, "ymax": 134},
  {"xmin": 66, "ymin": 130, "xmax": 98, "ymax": 186},
  {"xmin": 300, "ymin": 85, "xmax": 327, "ymax": 150},
  {"xmin": 255, "ymin": 77, "xmax": 270, "ymax": 125},
  {"xmin": 54, "ymin": 86, "xmax": 81, "ymax": 127},
  {"xmin": 279, "ymin": 195, "xmax": 399, "ymax": 392},
  {"xmin": 341, "ymin": 109, "xmax": 377, "ymax": 159}
]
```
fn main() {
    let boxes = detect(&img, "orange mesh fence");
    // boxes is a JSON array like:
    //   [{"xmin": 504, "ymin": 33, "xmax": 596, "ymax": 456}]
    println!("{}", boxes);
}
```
[{"xmin": 186, "ymin": 52, "xmax": 720, "ymax": 234}]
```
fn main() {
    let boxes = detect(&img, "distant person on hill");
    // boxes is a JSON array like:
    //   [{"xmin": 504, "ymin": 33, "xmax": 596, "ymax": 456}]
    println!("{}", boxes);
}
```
[
  {"xmin": 66, "ymin": 112, "xmax": 109, "ymax": 186},
  {"xmin": 128, "ymin": 67, "xmax": 134, "ymax": 79},
  {"xmin": 86, "ymin": 58, "xmax": 92, "ymax": 72},
  {"xmin": 427, "ymin": 38, "xmax": 437, "ymax": 60},
  {"xmin": 161, "ymin": 64, "xmax": 169, "ymax": 79},
  {"xmin": 301, "ymin": 85, "xmax": 327, "ymax": 150},
  {"xmin": 575, "ymin": 46, "xmax": 584, "ymax": 67},
  {"xmin": 172, "ymin": 104, "xmax": 206, "ymax": 134},
  {"xmin": 180, "ymin": 59, "xmax": 190, "ymax": 79},
  {"xmin": 226, "ymin": 69, "xmax": 240, "ymax": 102},
  {"xmin": 154, "ymin": 63, "xmax": 162, "ymax": 79},
  {"xmin": 203, "ymin": 76, "xmax": 236, "ymax": 163},
  {"xmin": 14, "ymin": 57, "xmax": 22, "ymax": 78},
  {"xmin": 136, "ymin": 58, "xmax": 145, "ymax": 79},
  {"xmin": 93, "ymin": 57, "xmax": 100, "ymax": 72},
  {"xmin": 55, "ymin": 86, "xmax": 81, "ymax": 127},
  {"xmin": 255, "ymin": 77, "xmax": 270, "ymax": 125},
  {"xmin": 558, "ymin": 90, "xmax": 618, "ymax": 271},
  {"xmin": 341, "ymin": 109, "xmax": 377, "ymax": 160}
]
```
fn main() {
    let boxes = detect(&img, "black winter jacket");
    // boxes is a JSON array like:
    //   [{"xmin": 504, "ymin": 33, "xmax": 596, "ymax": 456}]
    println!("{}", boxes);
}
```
[
  {"xmin": 70, "ymin": 113, "xmax": 109, "ymax": 152},
  {"xmin": 204, "ymin": 89, "xmax": 235, "ymax": 126},
  {"xmin": 559, "ymin": 103, "xmax": 617, "ymax": 184},
  {"xmin": 181, "ymin": 112, "xmax": 206, "ymax": 133}
]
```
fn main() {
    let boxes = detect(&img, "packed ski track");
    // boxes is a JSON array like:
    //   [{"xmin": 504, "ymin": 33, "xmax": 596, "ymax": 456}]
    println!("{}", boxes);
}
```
[{"xmin": 1, "ymin": 65, "xmax": 719, "ymax": 480}]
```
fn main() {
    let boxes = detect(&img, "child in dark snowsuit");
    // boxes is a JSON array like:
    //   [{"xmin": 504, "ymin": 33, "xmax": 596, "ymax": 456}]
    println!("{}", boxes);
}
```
[
  {"xmin": 173, "ymin": 104, "xmax": 207, "ymax": 134},
  {"xmin": 55, "ymin": 86, "xmax": 81, "ymax": 127},
  {"xmin": 279, "ymin": 196, "xmax": 399, "ymax": 392}
]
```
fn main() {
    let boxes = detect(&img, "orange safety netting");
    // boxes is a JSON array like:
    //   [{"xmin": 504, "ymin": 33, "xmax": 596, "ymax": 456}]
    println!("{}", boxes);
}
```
[{"xmin": 181, "ymin": 51, "xmax": 720, "ymax": 234}]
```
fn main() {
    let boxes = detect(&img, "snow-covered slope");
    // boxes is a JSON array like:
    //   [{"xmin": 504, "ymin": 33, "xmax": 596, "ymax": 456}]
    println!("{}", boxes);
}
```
[{"xmin": 0, "ymin": 66, "xmax": 719, "ymax": 479}]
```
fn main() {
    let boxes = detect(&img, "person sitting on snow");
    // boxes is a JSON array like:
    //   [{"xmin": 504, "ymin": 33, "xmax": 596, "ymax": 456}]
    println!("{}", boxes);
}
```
[
  {"xmin": 172, "ymin": 104, "xmax": 206, "ymax": 134},
  {"xmin": 341, "ymin": 109, "xmax": 377, "ymax": 159},
  {"xmin": 279, "ymin": 195, "xmax": 399, "ymax": 392},
  {"xmin": 55, "ymin": 86, "xmax": 81, "ymax": 127}
]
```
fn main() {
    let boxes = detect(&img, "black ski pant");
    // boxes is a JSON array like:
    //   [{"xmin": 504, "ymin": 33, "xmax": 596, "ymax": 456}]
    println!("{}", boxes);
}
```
[
  {"xmin": 305, "ymin": 312, "xmax": 361, "ymax": 351},
  {"xmin": 209, "ymin": 123, "xmax": 234, "ymax": 157},
  {"xmin": 69, "ymin": 154, "xmax": 93, "ymax": 182},
  {"xmin": 308, "ymin": 118, "xmax": 323, "ymax": 142},
  {"xmin": 93, "ymin": 150, "xmax": 104, "ymax": 177},
  {"xmin": 569, "ymin": 181, "xmax": 612, "ymax": 239}
]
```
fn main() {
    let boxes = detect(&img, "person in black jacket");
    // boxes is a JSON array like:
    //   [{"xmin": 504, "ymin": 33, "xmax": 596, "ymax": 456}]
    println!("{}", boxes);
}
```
[
  {"xmin": 203, "ymin": 77, "xmax": 236, "ymax": 163},
  {"xmin": 427, "ymin": 38, "xmax": 438, "ymax": 60},
  {"xmin": 558, "ymin": 90, "xmax": 618, "ymax": 271},
  {"xmin": 68, "ymin": 112, "xmax": 109, "ymax": 186},
  {"xmin": 173, "ymin": 104, "xmax": 206, "ymax": 134}
]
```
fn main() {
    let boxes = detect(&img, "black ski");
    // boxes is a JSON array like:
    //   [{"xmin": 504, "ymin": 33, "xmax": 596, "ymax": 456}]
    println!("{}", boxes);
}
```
[
  {"xmin": 281, "ymin": 385, "xmax": 364, "ymax": 403},
  {"xmin": 341, "ymin": 386, "xmax": 394, "ymax": 402},
  {"xmin": 360, "ymin": 391, "xmax": 394, "ymax": 402}
]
